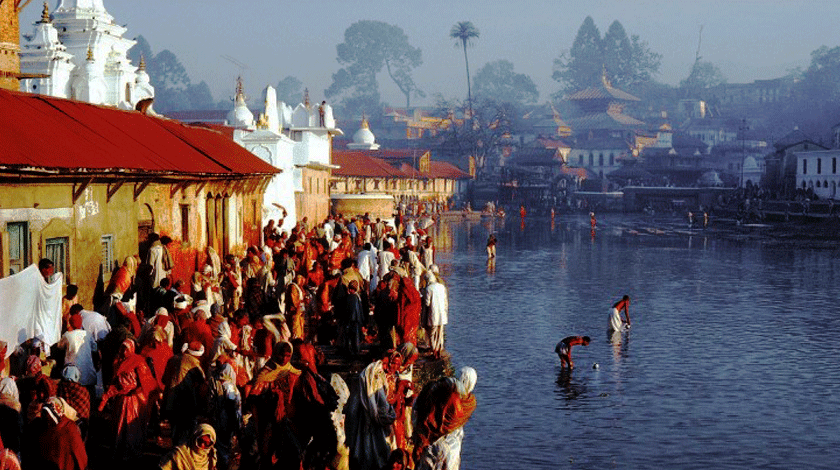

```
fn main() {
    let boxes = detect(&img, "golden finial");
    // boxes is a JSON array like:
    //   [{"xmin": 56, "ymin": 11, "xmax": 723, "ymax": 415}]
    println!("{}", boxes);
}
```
[
  {"xmin": 138, "ymin": 55, "xmax": 146, "ymax": 71},
  {"xmin": 86, "ymin": 47, "xmax": 94, "ymax": 62},
  {"xmin": 360, "ymin": 113, "xmax": 369, "ymax": 129},
  {"xmin": 40, "ymin": 2, "xmax": 50, "ymax": 23},
  {"xmin": 601, "ymin": 64, "xmax": 611, "ymax": 88},
  {"xmin": 304, "ymin": 88, "xmax": 310, "ymax": 108},
  {"xmin": 235, "ymin": 76, "xmax": 246, "ymax": 100},
  {"xmin": 256, "ymin": 113, "xmax": 268, "ymax": 130}
]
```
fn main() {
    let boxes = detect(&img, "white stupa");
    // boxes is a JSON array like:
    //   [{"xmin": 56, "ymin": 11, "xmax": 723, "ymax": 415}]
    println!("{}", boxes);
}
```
[{"xmin": 20, "ymin": 0, "xmax": 154, "ymax": 109}]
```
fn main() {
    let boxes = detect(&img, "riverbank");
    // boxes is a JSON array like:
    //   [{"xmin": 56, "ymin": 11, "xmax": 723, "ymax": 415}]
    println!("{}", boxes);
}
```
[{"xmin": 603, "ymin": 213, "xmax": 840, "ymax": 249}]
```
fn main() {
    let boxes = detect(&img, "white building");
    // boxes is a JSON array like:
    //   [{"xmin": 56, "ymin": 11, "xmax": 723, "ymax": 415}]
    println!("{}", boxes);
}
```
[
  {"xmin": 230, "ymin": 83, "xmax": 341, "ymax": 233},
  {"xmin": 19, "ymin": 0, "xmax": 153, "ymax": 109},
  {"xmin": 795, "ymin": 150, "xmax": 840, "ymax": 199}
]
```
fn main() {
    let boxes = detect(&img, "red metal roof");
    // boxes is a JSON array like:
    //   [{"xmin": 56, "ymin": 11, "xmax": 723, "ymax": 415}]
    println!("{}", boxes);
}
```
[{"xmin": 0, "ymin": 89, "xmax": 279, "ymax": 176}]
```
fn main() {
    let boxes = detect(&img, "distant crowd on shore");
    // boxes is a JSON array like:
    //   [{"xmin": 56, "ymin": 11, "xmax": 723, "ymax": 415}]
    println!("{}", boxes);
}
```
[{"xmin": 0, "ymin": 210, "xmax": 477, "ymax": 470}]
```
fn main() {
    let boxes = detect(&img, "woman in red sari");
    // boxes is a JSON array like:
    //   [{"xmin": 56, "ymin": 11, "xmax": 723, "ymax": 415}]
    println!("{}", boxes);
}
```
[
  {"xmin": 396, "ymin": 276, "xmax": 421, "ymax": 347},
  {"xmin": 99, "ymin": 339, "xmax": 158, "ymax": 460}
]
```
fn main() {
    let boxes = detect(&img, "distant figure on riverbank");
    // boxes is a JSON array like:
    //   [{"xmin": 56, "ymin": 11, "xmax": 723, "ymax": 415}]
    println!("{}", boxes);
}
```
[
  {"xmin": 590, "ymin": 212, "xmax": 596, "ymax": 229},
  {"xmin": 609, "ymin": 295, "xmax": 631, "ymax": 332},
  {"xmin": 519, "ymin": 205, "xmax": 526, "ymax": 219},
  {"xmin": 486, "ymin": 234, "xmax": 496, "ymax": 259},
  {"xmin": 555, "ymin": 336, "xmax": 590, "ymax": 369}
]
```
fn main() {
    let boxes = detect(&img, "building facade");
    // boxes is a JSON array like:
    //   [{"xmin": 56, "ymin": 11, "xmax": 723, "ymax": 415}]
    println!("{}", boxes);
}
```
[
  {"xmin": 0, "ymin": 88, "xmax": 277, "ymax": 306},
  {"xmin": 795, "ymin": 150, "xmax": 840, "ymax": 199}
]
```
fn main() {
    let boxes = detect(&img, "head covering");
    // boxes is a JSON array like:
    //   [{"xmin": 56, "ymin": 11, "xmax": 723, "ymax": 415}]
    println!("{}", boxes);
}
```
[
  {"xmin": 174, "ymin": 295, "xmax": 190, "ymax": 310},
  {"xmin": 26, "ymin": 355, "xmax": 42, "ymax": 376},
  {"xmin": 183, "ymin": 341, "xmax": 205, "ymax": 357},
  {"xmin": 362, "ymin": 359, "xmax": 388, "ymax": 398},
  {"xmin": 0, "ymin": 377, "xmax": 20, "ymax": 412},
  {"xmin": 457, "ymin": 366, "xmax": 477, "ymax": 396},
  {"xmin": 192, "ymin": 300, "xmax": 210, "ymax": 321},
  {"xmin": 122, "ymin": 256, "xmax": 138, "ymax": 277},
  {"xmin": 43, "ymin": 396, "xmax": 65, "ymax": 424},
  {"xmin": 69, "ymin": 313, "xmax": 83, "ymax": 330},
  {"xmin": 62, "ymin": 364, "xmax": 81, "ymax": 383}
]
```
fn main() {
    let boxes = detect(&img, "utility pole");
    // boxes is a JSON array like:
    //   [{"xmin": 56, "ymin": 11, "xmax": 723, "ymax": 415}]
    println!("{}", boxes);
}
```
[{"xmin": 739, "ymin": 118, "xmax": 749, "ymax": 188}]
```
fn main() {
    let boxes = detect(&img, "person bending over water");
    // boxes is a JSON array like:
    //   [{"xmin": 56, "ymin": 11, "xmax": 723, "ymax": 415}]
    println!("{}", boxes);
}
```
[
  {"xmin": 609, "ymin": 295, "xmax": 631, "ymax": 332},
  {"xmin": 555, "ymin": 336, "xmax": 590, "ymax": 369}
]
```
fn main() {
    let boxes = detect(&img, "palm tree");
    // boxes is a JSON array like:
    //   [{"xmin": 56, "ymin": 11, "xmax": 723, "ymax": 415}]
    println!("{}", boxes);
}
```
[{"xmin": 450, "ymin": 21, "xmax": 480, "ymax": 116}]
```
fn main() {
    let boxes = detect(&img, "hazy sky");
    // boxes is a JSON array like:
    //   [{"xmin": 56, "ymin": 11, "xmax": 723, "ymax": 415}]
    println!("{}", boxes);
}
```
[{"xmin": 21, "ymin": 1, "xmax": 839, "ymax": 108}]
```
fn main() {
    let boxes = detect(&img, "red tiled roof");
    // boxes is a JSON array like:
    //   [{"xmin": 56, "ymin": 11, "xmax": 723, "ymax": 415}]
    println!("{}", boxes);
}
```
[
  {"xmin": 0, "ymin": 89, "xmax": 278, "ymax": 175},
  {"xmin": 428, "ymin": 161, "xmax": 470, "ymax": 179},
  {"xmin": 332, "ymin": 150, "xmax": 411, "ymax": 178}
]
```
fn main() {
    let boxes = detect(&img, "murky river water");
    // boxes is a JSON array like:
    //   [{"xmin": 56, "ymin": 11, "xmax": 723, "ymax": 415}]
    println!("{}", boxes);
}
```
[{"xmin": 428, "ymin": 214, "xmax": 840, "ymax": 470}]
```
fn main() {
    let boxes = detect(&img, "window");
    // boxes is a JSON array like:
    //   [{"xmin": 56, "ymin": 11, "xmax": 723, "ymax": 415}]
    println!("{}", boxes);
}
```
[
  {"xmin": 599, "ymin": 154, "xmax": 604, "ymax": 166},
  {"xmin": 100, "ymin": 235, "xmax": 114, "ymax": 275},
  {"xmin": 45, "ymin": 237, "xmax": 69, "ymax": 278},
  {"xmin": 609, "ymin": 153, "xmax": 615, "ymax": 166},
  {"xmin": 834, "ymin": 158, "xmax": 837, "ymax": 174},
  {"xmin": 818, "ymin": 158, "xmax": 822, "ymax": 174},
  {"xmin": 803, "ymin": 159, "xmax": 807, "ymax": 175},
  {"xmin": 374, "ymin": 180, "xmax": 380, "ymax": 190},
  {"xmin": 589, "ymin": 153, "xmax": 594, "ymax": 166},
  {"xmin": 578, "ymin": 155, "xmax": 583, "ymax": 165},
  {"xmin": 180, "ymin": 205, "xmax": 190, "ymax": 243},
  {"xmin": 817, "ymin": 181, "xmax": 821, "ymax": 188},
  {"xmin": 355, "ymin": 179, "xmax": 361, "ymax": 190},
  {"xmin": 7, "ymin": 222, "xmax": 29, "ymax": 275}
]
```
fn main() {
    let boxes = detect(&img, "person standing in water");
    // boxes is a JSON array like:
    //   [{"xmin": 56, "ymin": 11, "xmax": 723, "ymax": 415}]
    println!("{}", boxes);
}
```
[
  {"xmin": 609, "ymin": 295, "xmax": 631, "ymax": 332},
  {"xmin": 555, "ymin": 336, "xmax": 590, "ymax": 369},
  {"xmin": 486, "ymin": 234, "xmax": 497, "ymax": 259}
]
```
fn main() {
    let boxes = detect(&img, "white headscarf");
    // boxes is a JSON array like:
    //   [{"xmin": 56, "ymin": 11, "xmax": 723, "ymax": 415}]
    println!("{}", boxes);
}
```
[{"xmin": 456, "ymin": 366, "xmax": 477, "ymax": 396}]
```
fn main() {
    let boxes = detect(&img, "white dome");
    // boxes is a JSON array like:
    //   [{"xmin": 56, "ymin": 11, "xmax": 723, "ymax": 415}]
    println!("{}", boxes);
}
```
[
  {"xmin": 227, "ymin": 94, "xmax": 254, "ymax": 129},
  {"xmin": 353, "ymin": 126, "xmax": 376, "ymax": 145},
  {"xmin": 743, "ymin": 156, "xmax": 759, "ymax": 170}
]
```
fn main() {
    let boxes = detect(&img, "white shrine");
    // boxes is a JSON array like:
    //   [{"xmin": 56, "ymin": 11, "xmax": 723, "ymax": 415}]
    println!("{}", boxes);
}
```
[
  {"xmin": 230, "ymin": 81, "xmax": 342, "ymax": 233},
  {"xmin": 19, "ymin": 1, "xmax": 154, "ymax": 109}
]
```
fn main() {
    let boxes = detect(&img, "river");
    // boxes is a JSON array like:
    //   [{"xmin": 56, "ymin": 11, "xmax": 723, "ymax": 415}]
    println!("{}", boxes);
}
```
[{"xmin": 428, "ymin": 214, "xmax": 840, "ymax": 470}]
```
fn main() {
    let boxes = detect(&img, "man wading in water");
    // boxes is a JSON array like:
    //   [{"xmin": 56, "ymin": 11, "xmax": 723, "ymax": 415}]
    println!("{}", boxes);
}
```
[{"xmin": 555, "ymin": 336, "xmax": 590, "ymax": 369}]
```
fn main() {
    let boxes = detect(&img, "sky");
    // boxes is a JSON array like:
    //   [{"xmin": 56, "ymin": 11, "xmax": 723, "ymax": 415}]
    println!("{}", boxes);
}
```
[{"xmin": 21, "ymin": 0, "xmax": 840, "ymax": 109}]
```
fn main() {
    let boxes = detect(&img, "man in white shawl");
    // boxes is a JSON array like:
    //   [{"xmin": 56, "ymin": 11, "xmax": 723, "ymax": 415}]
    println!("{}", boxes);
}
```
[{"xmin": 424, "ymin": 270, "xmax": 448, "ymax": 359}]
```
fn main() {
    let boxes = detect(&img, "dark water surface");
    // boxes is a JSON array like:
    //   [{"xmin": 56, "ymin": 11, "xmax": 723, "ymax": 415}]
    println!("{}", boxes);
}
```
[{"xmin": 429, "ymin": 215, "xmax": 840, "ymax": 470}]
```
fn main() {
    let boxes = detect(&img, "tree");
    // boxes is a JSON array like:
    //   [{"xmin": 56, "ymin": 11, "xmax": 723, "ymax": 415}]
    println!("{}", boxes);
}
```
[
  {"xmin": 275, "ymin": 75, "xmax": 303, "ymax": 105},
  {"xmin": 472, "ymin": 60, "xmax": 538, "ymax": 105},
  {"xmin": 602, "ymin": 21, "xmax": 632, "ymax": 87},
  {"xmin": 429, "ymin": 97, "xmax": 523, "ymax": 179},
  {"xmin": 802, "ymin": 45, "xmax": 840, "ymax": 102},
  {"xmin": 450, "ymin": 21, "xmax": 480, "ymax": 114},
  {"xmin": 128, "ymin": 38, "xmax": 217, "ymax": 112},
  {"xmin": 552, "ymin": 16, "xmax": 602, "ymax": 93},
  {"xmin": 553, "ymin": 17, "xmax": 660, "ymax": 95},
  {"xmin": 326, "ymin": 20, "xmax": 423, "ymax": 110},
  {"xmin": 679, "ymin": 61, "xmax": 726, "ymax": 98}
]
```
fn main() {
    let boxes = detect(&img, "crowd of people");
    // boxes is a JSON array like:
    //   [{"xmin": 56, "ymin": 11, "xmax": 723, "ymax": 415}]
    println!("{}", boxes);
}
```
[{"xmin": 0, "ymin": 212, "xmax": 477, "ymax": 470}]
